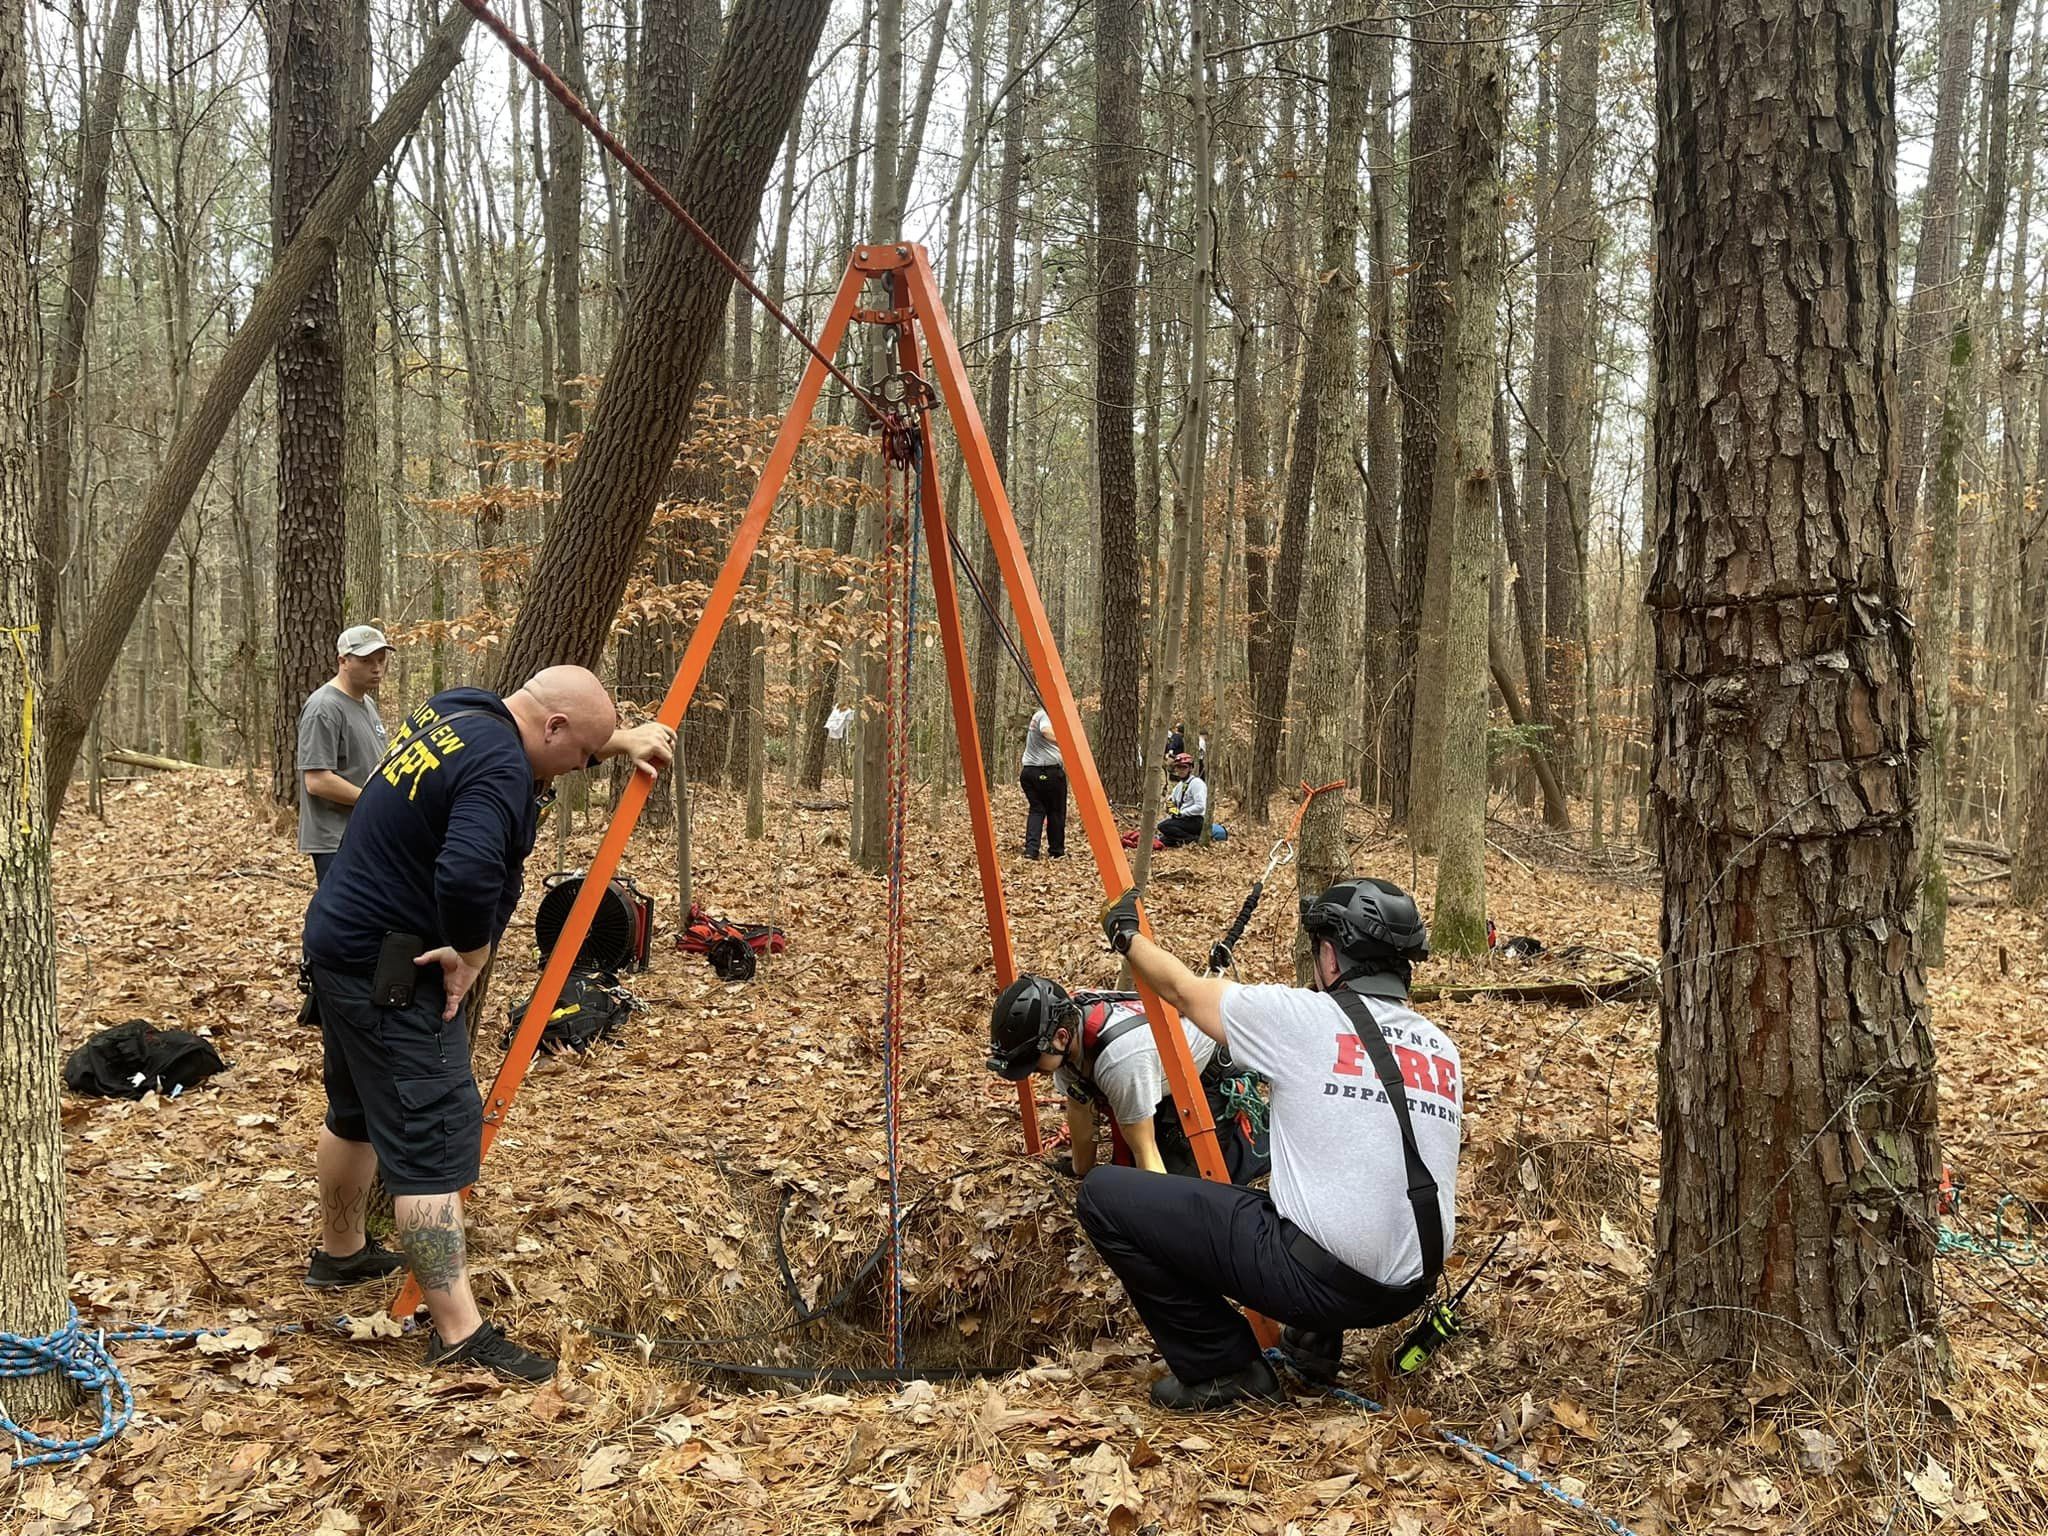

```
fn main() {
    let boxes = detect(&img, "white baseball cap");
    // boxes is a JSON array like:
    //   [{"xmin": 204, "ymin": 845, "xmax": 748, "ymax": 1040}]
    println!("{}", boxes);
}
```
[{"xmin": 337, "ymin": 624, "xmax": 393, "ymax": 658}]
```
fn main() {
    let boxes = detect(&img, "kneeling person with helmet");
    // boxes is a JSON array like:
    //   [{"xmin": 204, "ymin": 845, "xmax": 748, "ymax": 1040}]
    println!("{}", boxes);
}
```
[
  {"xmin": 1077, "ymin": 878, "xmax": 1460, "ymax": 1410},
  {"xmin": 987, "ymin": 976, "xmax": 1267, "ymax": 1183}
]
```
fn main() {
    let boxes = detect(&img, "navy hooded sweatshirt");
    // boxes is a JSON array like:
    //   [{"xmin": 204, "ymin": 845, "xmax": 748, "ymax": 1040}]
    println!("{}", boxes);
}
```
[{"xmin": 304, "ymin": 687, "xmax": 540, "ymax": 971}]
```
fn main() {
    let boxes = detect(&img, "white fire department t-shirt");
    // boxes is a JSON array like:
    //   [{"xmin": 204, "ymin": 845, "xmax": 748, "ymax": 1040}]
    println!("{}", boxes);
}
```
[
  {"xmin": 1054, "ymin": 1002, "xmax": 1217, "ymax": 1126},
  {"xmin": 1220, "ymin": 982, "xmax": 1461, "ymax": 1286}
]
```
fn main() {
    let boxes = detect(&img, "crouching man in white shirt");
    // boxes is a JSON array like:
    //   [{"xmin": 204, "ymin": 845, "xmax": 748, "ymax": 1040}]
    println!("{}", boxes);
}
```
[{"xmin": 1077, "ymin": 877, "xmax": 1462, "ymax": 1410}]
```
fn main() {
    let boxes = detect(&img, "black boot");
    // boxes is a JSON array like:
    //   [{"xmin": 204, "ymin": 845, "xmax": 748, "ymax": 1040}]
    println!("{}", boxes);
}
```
[
  {"xmin": 1281, "ymin": 1325, "xmax": 1344, "ymax": 1383},
  {"xmin": 1148, "ymin": 1356, "xmax": 1283, "ymax": 1411}
]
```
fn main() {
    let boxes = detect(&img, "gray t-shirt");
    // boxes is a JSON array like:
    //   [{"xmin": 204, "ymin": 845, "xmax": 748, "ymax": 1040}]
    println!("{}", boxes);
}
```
[
  {"xmin": 296, "ymin": 682, "xmax": 389, "ymax": 853},
  {"xmin": 1056, "ymin": 1001, "xmax": 1217, "ymax": 1126},
  {"xmin": 1220, "ymin": 982, "xmax": 1461, "ymax": 1286},
  {"xmin": 1021, "ymin": 709, "xmax": 1062, "ymax": 769}
]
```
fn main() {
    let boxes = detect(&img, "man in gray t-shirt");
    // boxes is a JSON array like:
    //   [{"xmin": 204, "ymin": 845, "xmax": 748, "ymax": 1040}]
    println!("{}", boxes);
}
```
[
  {"xmin": 297, "ymin": 625, "xmax": 393, "ymax": 883},
  {"xmin": 1075, "ymin": 876, "xmax": 1459, "ymax": 1411}
]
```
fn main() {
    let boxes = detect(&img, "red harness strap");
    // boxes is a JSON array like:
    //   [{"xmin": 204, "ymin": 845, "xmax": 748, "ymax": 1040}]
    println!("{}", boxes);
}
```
[{"xmin": 1078, "ymin": 1002, "xmax": 1137, "ymax": 1166}]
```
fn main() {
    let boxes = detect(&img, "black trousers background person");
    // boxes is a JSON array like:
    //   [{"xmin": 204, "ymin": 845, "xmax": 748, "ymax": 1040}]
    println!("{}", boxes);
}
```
[{"xmin": 1021, "ymin": 764, "xmax": 1068, "ymax": 858}]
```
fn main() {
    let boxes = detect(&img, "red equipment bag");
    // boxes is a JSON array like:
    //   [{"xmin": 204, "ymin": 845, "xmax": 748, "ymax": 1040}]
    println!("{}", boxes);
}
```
[{"xmin": 676, "ymin": 903, "xmax": 788, "ymax": 982}]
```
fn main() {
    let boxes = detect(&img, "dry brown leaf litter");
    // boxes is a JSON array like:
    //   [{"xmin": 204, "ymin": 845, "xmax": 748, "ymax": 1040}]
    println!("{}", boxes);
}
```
[{"xmin": 6, "ymin": 772, "xmax": 2047, "ymax": 1536}]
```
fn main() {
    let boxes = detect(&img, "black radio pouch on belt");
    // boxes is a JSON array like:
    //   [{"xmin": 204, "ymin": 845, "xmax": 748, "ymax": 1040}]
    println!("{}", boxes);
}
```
[{"xmin": 1325, "ymin": 985, "xmax": 1445, "ymax": 1288}]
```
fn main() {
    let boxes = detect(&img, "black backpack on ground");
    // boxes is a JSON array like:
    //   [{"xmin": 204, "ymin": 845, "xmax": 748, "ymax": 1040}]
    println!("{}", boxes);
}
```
[
  {"xmin": 501, "ymin": 966, "xmax": 639, "ymax": 1055},
  {"xmin": 64, "ymin": 1021, "xmax": 227, "ymax": 1100}
]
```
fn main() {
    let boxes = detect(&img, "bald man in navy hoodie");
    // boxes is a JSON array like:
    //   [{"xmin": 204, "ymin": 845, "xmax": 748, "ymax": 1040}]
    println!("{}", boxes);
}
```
[{"xmin": 301, "ymin": 666, "xmax": 673, "ymax": 1382}]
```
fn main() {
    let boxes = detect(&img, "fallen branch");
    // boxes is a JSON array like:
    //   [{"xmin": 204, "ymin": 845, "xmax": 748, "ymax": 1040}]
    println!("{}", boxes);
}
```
[
  {"xmin": 1411, "ymin": 971, "xmax": 1654, "ymax": 1006},
  {"xmin": 1947, "ymin": 838, "xmax": 2012, "ymax": 864},
  {"xmin": 104, "ymin": 747, "xmax": 210, "ymax": 773}
]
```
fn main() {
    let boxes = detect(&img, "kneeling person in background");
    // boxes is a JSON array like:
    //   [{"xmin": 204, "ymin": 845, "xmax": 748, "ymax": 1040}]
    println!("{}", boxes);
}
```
[
  {"xmin": 1077, "ymin": 878, "xmax": 1461, "ymax": 1410},
  {"xmin": 987, "ymin": 975, "xmax": 1266, "ymax": 1183},
  {"xmin": 1157, "ymin": 753, "xmax": 1207, "ymax": 847}
]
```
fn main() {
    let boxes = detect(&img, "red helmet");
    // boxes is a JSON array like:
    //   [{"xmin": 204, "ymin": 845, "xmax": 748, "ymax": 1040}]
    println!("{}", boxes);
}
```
[{"xmin": 1168, "ymin": 752, "xmax": 1194, "ymax": 777}]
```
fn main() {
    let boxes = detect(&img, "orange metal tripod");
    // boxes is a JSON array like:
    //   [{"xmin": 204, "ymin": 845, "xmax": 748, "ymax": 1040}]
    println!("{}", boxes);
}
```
[{"xmin": 389, "ymin": 243, "xmax": 1260, "ymax": 1341}]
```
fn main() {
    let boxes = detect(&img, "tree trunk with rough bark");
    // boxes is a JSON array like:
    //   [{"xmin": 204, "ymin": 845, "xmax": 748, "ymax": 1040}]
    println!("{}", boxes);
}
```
[
  {"xmin": 1290, "ymin": 7, "xmax": 1367, "ymax": 969},
  {"xmin": 1494, "ymin": 390, "xmax": 1567, "ymax": 829},
  {"xmin": 341, "ymin": 0, "xmax": 380, "ymax": 621},
  {"xmin": 1094, "ymin": 0, "xmax": 1144, "ymax": 808},
  {"xmin": 1390, "ymin": 0, "xmax": 1458, "ymax": 824},
  {"xmin": 1919, "ymin": 0, "xmax": 2018, "ymax": 967},
  {"xmin": 269, "ymin": 0, "xmax": 355, "ymax": 805},
  {"xmin": 1247, "ymin": 370, "xmax": 1315, "ymax": 820},
  {"xmin": 0, "ymin": 0, "xmax": 68, "ymax": 1419},
  {"xmin": 1359, "ymin": 3, "xmax": 1399, "ymax": 802},
  {"xmin": 1646, "ymin": 0, "xmax": 1942, "ymax": 1367},
  {"xmin": 2015, "ymin": 741, "xmax": 2048, "ymax": 904},
  {"xmin": 1174, "ymin": 0, "xmax": 1216, "ymax": 773},
  {"xmin": 1898, "ymin": 0, "xmax": 1977, "ymax": 582},
  {"xmin": 1543, "ymin": 10, "xmax": 1597, "ymax": 788},
  {"xmin": 975, "ymin": 0, "xmax": 1027, "ymax": 788},
  {"xmin": 489, "ymin": 0, "xmax": 830, "ymax": 689},
  {"xmin": 1432, "ymin": 16, "xmax": 1505, "ymax": 957}
]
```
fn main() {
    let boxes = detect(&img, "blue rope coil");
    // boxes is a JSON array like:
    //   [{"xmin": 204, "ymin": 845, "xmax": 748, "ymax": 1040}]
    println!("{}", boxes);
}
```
[
  {"xmin": 0, "ymin": 1309, "xmax": 223, "ymax": 1469},
  {"xmin": 1269, "ymin": 1350, "xmax": 1641, "ymax": 1536}
]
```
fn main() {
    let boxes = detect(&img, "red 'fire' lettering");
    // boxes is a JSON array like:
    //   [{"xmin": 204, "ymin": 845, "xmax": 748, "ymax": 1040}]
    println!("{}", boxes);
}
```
[{"xmin": 1393, "ymin": 1045, "xmax": 1435, "ymax": 1094}]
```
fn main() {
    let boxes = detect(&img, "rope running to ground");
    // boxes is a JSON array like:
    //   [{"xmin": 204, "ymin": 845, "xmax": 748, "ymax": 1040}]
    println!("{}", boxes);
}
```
[
  {"xmin": 942, "ymin": 521, "xmax": 1043, "ymax": 708},
  {"xmin": 1268, "ymin": 1351, "xmax": 1641, "ymax": 1536},
  {"xmin": 880, "ymin": 429, "xmax": 925, "ymax": 1374}
]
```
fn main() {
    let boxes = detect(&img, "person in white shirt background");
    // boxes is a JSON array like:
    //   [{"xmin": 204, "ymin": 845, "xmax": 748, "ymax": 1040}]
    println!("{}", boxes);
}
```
[
  {"xmin": 1156, "ymin": 752, "xmax": 1207, "ymax": 846},
  {"xmin": 1018, "ymin": 706, "xmax": 1067, "ymax": 859}
]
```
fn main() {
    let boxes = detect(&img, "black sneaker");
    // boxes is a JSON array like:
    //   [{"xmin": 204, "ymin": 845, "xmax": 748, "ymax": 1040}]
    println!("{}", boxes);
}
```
[
  {"xmin": 423, "ymin": 1320, "xmax": 556, "ymax": 1383},
  {"xmin": 1149, "ymin": 1356, "xmax": 1283, "ymax": 1411},
  {"xmin": 305, "ymin": 1237, "xmax": 406, "ymax": 1289},
  {"xmin": 1280, "ymin": 1325, "xmax": 1344, "ymax": 1383}
]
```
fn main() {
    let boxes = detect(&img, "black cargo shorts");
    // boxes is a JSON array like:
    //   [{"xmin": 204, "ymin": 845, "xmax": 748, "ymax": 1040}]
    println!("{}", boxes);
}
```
[{"xmin": 312, "ymin": 962, "xmax": 483, "ymax": 1195}]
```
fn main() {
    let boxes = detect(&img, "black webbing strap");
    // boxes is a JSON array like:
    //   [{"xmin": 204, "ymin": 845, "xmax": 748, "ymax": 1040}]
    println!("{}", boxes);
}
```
[{"xmin": 1325, "ymin": 987, "xmax": 1445, "ymax": 1287}]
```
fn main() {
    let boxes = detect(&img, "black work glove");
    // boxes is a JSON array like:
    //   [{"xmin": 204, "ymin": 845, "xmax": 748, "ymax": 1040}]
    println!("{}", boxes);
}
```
[
  {"xmin": 1048, "ymin": 1153, "xmax": 1079, "ymax": 1179},
  {"xmin": 1100, "ymin": 888, "xmax": 1142, "ymax": 955}
]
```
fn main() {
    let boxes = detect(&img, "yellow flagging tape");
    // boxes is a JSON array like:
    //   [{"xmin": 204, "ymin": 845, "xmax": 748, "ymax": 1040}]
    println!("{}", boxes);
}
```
[{"xmin": 2, "ymin": 625, "xmax": 36, "ymax": 834}]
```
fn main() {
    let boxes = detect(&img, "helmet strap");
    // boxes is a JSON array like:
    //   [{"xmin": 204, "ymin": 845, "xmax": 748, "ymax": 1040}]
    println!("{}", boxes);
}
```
[{"xmin": 1331, "ymin": 965, "xmax": 1410, "ymax": 1002}]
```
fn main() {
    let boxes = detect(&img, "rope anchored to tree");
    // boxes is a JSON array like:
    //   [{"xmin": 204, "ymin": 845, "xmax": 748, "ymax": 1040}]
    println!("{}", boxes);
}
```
[{"xmin": 0, "ymin": 1309, "xmax": 239, "ymax": 1469}]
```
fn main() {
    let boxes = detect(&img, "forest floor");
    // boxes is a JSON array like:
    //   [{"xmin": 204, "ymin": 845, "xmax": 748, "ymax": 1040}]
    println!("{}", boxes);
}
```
[{"xmin": 8, "ymin": 770, "xmax": 2048, "ymax": 1536}]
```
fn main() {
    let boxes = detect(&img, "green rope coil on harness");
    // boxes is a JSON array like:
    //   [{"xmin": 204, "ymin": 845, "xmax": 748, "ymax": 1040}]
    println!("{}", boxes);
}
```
[{"xmin": 1217, "ymin": 1072, "xmax": 1269, "ymax": 1137}]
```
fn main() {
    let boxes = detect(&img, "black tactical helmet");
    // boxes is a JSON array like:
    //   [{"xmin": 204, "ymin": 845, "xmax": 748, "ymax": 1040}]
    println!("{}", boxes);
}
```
[
  {"xmin": 987, "ymin": 975, "xmax": 1077, "ymax": 1080},
  {"xmin": 1300, "ymin": 877, "xmax": 1430, "ymax": 965}
]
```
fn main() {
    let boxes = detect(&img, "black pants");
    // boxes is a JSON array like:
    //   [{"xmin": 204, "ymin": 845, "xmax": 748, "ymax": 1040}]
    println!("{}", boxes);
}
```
[
  {"xmin": 1075, "ymin": 1164, "xmax": 1429, "ymax": 1383},
  {"xmin": 1157, "ymin": 813, "xmax": 1203, "ymax": 847},
  {"xmin": 311, "ymin": 852, "xmax": 338, "ymax": 885},
  {"xmin": 1020, "ymin": 765, "xmax": 1068, "ymax": 857}
]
